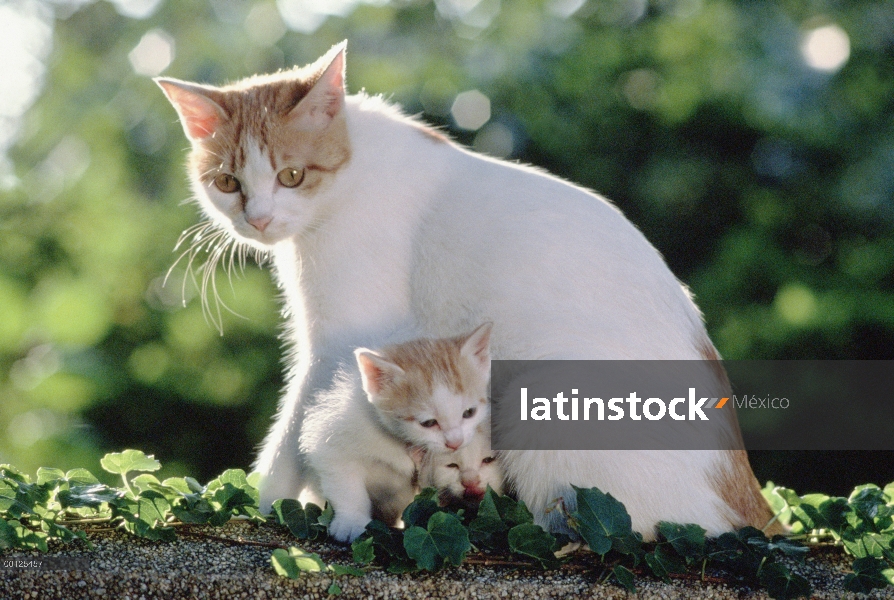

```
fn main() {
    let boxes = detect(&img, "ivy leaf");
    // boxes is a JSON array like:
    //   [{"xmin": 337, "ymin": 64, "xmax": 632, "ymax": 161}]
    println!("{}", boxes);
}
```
[
  {"xmin": 272, "ymin": 499, "xmax": 325, "ymax": 540},
  {"xmin": 319, "ymin": 502, "xmax": 334, "ymax": 528},
  {"xmin": 270, "ymin": 547, "xmax": 326, "ymax": 579},
  {"xmin": 327, "ymin": 582, "xmax": 342, "ymax": 596},
  {"xmin": 658, "ymin": 522, "xmax": 706, "ymax": 561},
  {"xmin": 351, "ymin": 536, "xmax": 375, "ymax": 565},
  {"xmin": 507, "ymin": 523, "xmax": 562, "ymax": 569},
  {"xmin": 708, "ymin": 531, "xmax": 762, "ymax": 574},
  {"xmin": 818, "ymin": 497, "xmax": 851, "ymax": 531},
  {"xmin": 612, "ymin": 564, "xmax": 636, "ymax": 593},
  {"xmin": 64, "ymin": 468, "xmax": 100, "ymax": 486},
  {"xmin": 468, "ymin": 488, "xmax": 508, "ymax": 545},
  {"xmin": 571, "ymin": 485, "xmax": 634, "ymax": 557},
  {"xmin": 136, "ymin": 491, "xmax": 170, "ymax": 526},
  {"xmin": 883, "ymin": 482, "xmax": 894, "ymax": 503},
  {"xmin": 160, "ymin": 477, "xmax": 194, "ymax": 495},
  {"xmin": 762, "ymin": 484, "xmax": 796, "ymax": 527},
  {"xmin": 10, "ymin": 521, "xmax": 49, "ymax": 552},
  {"xmin": 843, "ymin": 557, "xmax": 894, "ymax": 592},
  {"xmin": 645, "ymin": 544, "xmax": 686, "ymax": 582},
  {"xmin": 403, "ymin": 512, "xmax": 470, "ymax": 571},
  {"xmin": 100, "ymin": 450, "xmax": 161, "ymax": 477},
  {"xmin": 0, "ymin": 518, "xmax": 18, "ymax": 549},
  {"xmin": 0, "ymin": 474, "xmax": 49, "ymax": 519},
  {"xmin": 171, "ymin": 494, "xmax": 215, "ymax": 524},
  {"xmin": 58, "ymin": 483, "xmax": 122, "ymax": 508},
  {"xmin": 492, "ymin": 493, "xmax": 534, "ymax": 527},
  {"xmin": 758, "ymin": 562, "xmax": 811, "ymax": 600},
  {"xmin": 362, "ymin": 520, "xmax": 408, "ymax": 561},
  {"xmin": 35, "ymin": 467, "xmax": 66, "ymax": 486},
  {"xmin": 328, "ymin": 563, "xmax": 364, "ymax": 577},
  {"xmin": 401, "ymin": 487, "xmax": 441, "ymax": 529},
  {"xmin": 764, "ymin": 536, "xmax": 809, "ymax": 562},
  {"xmin": 842, "ymin": 530, "xmax": 894, "ymax": 559}
]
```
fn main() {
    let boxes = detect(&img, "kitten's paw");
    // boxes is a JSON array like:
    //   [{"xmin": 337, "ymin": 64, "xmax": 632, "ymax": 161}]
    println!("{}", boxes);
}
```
[{"xmin": 329, "ymin": 513, "xmax": 371, "ymax": 543}]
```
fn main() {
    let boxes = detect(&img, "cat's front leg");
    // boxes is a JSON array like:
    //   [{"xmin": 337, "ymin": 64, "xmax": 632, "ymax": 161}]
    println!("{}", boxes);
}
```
[
  {"xmin": 318, "ymin": 463, "xmax": 373, "ymax": 543},
  {"xmin": 254, "ymin": 354, "xmax": 345, "ymax": 512}
]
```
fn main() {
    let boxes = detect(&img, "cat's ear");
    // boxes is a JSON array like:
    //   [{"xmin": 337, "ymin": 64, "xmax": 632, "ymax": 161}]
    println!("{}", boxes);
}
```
[
  {"xmin": 459, "ymin": 322, "xmax": 493, "ymax": 378},
  {"xmin": 155, "ymin": 78, "xmax": 226, "ymax": 141},
  {"xmin": 288, "ymin": 42, "xmax": 347, "ymax": 131},
  {"xmin": 355, "ymin": 348, "xmax": 405, "ymax": 399}
]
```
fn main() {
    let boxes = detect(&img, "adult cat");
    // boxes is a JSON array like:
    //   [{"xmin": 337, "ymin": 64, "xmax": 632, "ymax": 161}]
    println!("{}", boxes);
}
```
[{"xmin": 156, "ymin": 41, "xmax": 774, "ymax": 540}]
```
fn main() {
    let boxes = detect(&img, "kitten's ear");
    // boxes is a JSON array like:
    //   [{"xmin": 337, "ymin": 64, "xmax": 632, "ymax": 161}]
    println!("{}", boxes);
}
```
[
  {"xmin": 355, "ymin": 348, "xmax": 405, "ymax": 399},
  {"xmin": 155, "ymin": 78, "xmax": 226, "ymax": 141},
  {"xmin": 459, "ymin": 322, "xmax": 493, "ymax": 378},
  {"xmin": 288, "ymin": 42, "xmax": 347, "ymax": 131}
]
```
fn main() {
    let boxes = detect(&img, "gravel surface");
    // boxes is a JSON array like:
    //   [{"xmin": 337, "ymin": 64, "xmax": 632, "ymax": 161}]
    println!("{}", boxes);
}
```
[{"xmin": 1, "ymin": 520, "xmax": 893, "ymax": 599}]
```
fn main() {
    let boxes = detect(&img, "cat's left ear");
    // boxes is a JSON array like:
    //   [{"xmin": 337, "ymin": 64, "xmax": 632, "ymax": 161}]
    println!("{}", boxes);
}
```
[
  {"xmin": 288, "ymin": 41, "xmax": 347, "ymax": 131},
  {"xmin": 460, "ymin": 322, "xmax": 493, "ymax": 379}
]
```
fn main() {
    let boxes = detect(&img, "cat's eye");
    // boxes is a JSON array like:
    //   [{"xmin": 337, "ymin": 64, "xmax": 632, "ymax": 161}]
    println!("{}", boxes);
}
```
[
  {"xmin": 419, "ymin": 419, "xmax": 438, "ymax": 428},
  {"xmin": 277, "ymin": 167, "xmax": 305, "ymax": 188},
  {"xmin": 446, "ymin": 463, "xmax": 459, "ymax": 469},
  {"xmin": 214, "ymin": 173, "xmax": 240, "ymax": 194},
  {"xmin": 482, "ymin": 457, "xmax": 496, "ymax": 464},
  {"xmin": 462, "ymin": 407, "xmax": 477, "ymax": 419}
]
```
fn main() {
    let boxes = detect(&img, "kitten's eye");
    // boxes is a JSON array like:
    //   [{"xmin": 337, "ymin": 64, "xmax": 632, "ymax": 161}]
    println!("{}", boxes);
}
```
[
  {"xmin": 419, "ymin": 419, "xmax": 438, "ymax": 428},
  {"xmin": 482, "ymin": 457, "xmax": 496, "ymax": 464},
  {"xmin": 462, "ymin": 407, "xmax": 477, "ymax": 419},
  {"xmin": 446, "ymin": 463, "xmax": 459, "ymax": 469},
  {"xmin": 277, "ymin": 167, "xmax": 305, "ymax": 188},
  {"xmin": 214, "ymin": 173, "xmax": 240, "ymax": 193}
]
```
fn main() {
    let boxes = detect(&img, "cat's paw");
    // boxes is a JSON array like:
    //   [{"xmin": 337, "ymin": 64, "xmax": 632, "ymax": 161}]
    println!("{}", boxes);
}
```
[{"xmin": 328, "ymin": 513, "xmax": 371, "ymax": 543}]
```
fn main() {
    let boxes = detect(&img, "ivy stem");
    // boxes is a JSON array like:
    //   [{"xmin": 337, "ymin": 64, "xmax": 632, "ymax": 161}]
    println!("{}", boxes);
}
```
[
  {"xmin": 755, "ymin": 555, "xmax": 767, "ymax": 578},
  {"xmin": 121, "ymin": 474, "xmax": 135, "ymax": 499}
]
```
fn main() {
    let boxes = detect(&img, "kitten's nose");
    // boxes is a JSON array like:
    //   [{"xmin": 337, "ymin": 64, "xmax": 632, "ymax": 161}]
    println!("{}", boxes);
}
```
[
  {"xmin": 444, "ymin": 429, "xmax": 464, "ymax": 450},
  {"xmin": 247, "ymin": 215, "xmax": 272, "ymax": 232}
]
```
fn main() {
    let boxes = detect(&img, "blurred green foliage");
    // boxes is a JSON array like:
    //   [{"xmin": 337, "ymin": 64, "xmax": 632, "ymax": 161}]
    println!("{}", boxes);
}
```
[{"xmin": 0, "ymin": 0, "xmax": 891, "ymax": 492}]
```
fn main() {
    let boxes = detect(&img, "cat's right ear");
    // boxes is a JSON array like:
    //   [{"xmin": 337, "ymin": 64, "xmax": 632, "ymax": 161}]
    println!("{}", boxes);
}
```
[
  {"xmin": 287, "ymin": 42, "xmax": 347, "ymax": 131},
  {"xmin": 155, "ymin": 79, "xmax": 226, "ymax": 141},
  {"xmin": 355, "ymin": 349, "xmax": 405, "ymax": 399}
]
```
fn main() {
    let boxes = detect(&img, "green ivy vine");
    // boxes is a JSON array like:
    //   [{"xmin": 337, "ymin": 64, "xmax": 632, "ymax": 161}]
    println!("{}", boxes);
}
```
[{"xmin": 1, "ymin": 450, "xmax": 892, "ymax": 598}]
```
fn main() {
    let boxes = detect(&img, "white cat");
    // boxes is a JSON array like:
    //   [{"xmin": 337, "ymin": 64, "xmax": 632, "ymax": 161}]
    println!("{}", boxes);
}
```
[
  {"xmin": 156, "ymin": 41, "xmax": 775, "ymax": 541},
  {"xmin": 299, "ymin": 323, "xmax": 492, "ymax": 541},
  {"xmin": 416, "ymin": 422, "xmax": 503, "ymax": 507}
]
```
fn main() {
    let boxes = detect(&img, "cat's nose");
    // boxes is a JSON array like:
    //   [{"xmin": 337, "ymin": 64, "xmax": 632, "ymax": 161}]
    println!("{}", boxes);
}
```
[
  {"xmin": 444, "ymin": 428, "xmax": 464, "ymax": 450},
  {"xmin": 247, "ymin": 215, "xmax": 272, "ymax": 232}
]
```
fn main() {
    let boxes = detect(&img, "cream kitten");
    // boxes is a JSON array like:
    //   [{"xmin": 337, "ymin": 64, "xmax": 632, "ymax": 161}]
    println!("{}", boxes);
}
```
[
  {"xmin": 299, "ymin": 323, "xmax": 492, "ymax": 542},
  {"xmin": 156, "ymin": 42, "xmax": 776, "ymax": 542},
  {"xmin": 416, "ymin": 422, "xmax": 503, "ymax": 507}
]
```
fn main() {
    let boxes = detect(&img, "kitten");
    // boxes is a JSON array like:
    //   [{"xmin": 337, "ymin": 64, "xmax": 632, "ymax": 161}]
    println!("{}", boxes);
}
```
[
  {"xmin": 299, "ymin": 323, "xmax": 492, "ymax": 542},
  {"xmin": 416, "ymin": 422, "xmax": 503, "ymax": 507},
  {"xmin": 156, "ymin": 41, "xmax": 776, "ymax": 541}
]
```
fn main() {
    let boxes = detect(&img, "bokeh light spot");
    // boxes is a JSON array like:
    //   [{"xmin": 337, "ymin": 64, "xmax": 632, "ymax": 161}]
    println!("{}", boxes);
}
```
[
  {"xmin": 800, "ymin": 23, "xmax": 850, "ymax": 72},
  {"xmin": 774, "ymin": 284, "xmax": 818, "ymax": 326},
  {"xmin": 128, "ymin": 29, "xmax": 175, "ymax": 76},
  {"xmin": 451, "ymin": 90, "xmax": 491, "ymax": 131}
]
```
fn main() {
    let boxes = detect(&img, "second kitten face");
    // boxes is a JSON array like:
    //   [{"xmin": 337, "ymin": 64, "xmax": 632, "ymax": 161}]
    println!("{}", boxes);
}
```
[
  {"xmin": 356, "ymin": 323, "xmax": 492, "ymax": 454},
  {"xmin": 417, "ymin": 425, "xmax": 502, "ymax": 506}
]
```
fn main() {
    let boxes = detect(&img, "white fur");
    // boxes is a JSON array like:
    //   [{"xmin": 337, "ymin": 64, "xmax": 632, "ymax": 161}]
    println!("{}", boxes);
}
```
[
  {"xmin": 296, "ymin": 368, "xmax": 417, "ymax": 541},
  {"xmin": 171, "ymin": 47, "xmax": 752, "ymax": 541}
]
